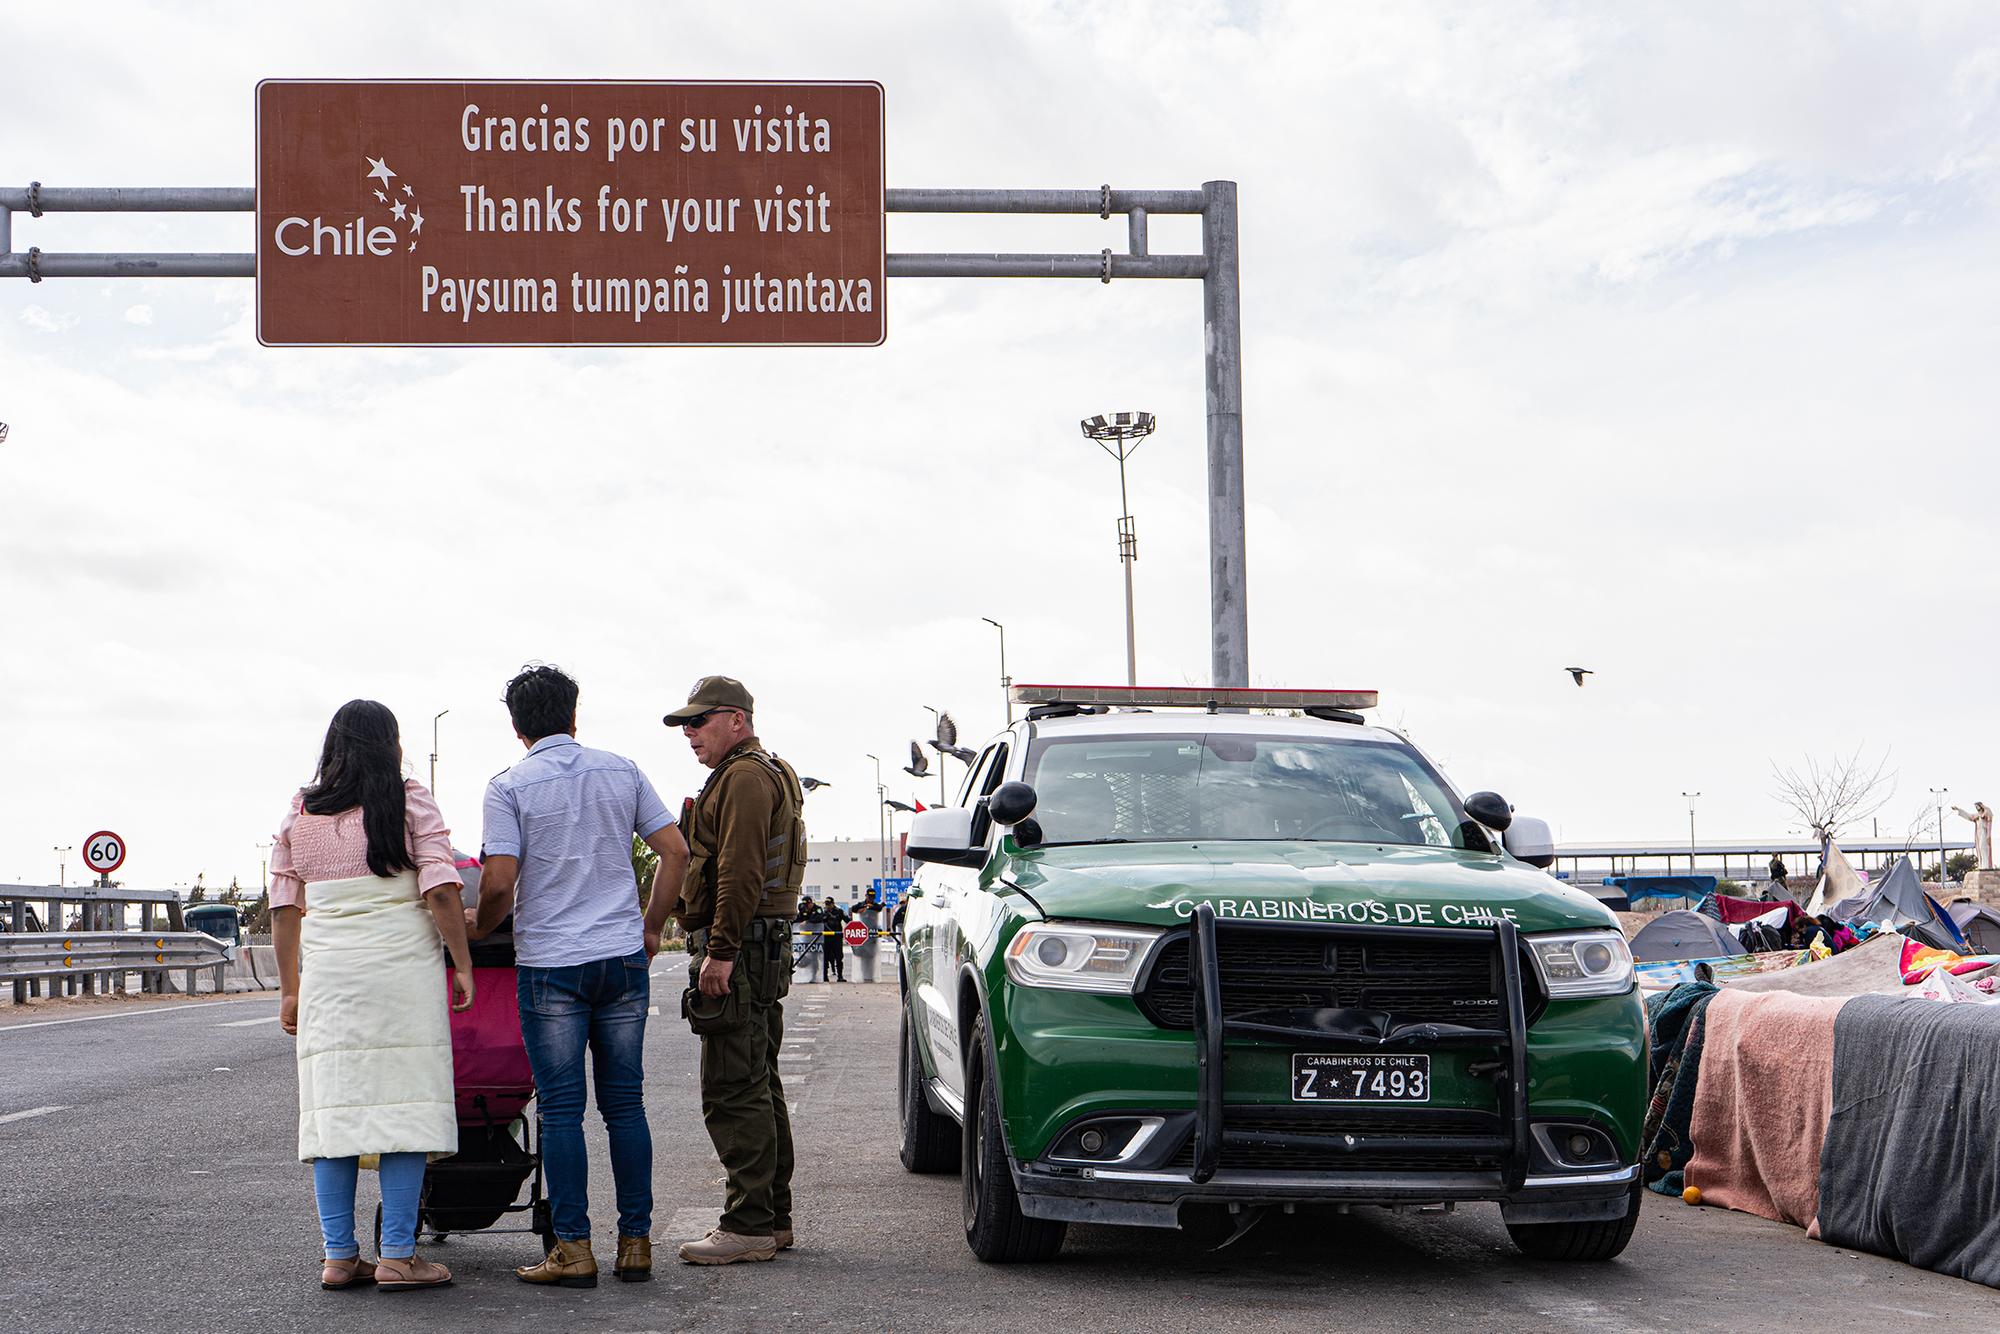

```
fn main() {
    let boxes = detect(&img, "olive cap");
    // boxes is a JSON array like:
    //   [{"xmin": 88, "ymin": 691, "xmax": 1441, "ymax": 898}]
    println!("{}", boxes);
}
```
[{"xmin": 663, "ymin": 675, "xmax": 755, "ymax": 725}]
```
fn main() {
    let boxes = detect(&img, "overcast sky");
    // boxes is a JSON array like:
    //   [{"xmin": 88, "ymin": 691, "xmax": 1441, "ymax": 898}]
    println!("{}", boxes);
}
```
[{"xmin": 3, "ymin": 1, "xmax": 1996, "ymax": 892}]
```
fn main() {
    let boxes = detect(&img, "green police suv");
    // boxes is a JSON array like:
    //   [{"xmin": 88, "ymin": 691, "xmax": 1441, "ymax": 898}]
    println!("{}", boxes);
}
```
[{"xmin": 897, "ymin": 686, "xmax": 1646, "ymax": 1263}]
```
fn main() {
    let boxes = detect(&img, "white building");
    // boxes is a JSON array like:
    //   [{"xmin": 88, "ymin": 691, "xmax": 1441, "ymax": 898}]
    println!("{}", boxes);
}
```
[{"xmin": 803, "ymin": 837, "xmax": 906, "ymax": 905}]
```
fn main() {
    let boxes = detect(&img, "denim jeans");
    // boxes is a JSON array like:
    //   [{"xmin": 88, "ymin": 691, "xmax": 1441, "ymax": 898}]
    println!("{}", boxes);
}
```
[
  {"xmin": 518, "ymin": 950, "xmax": 653, "ymax": 1241},
  {"xmin": 313, "ymin": 1152, "xmax": 427, "ymax": 1258}
]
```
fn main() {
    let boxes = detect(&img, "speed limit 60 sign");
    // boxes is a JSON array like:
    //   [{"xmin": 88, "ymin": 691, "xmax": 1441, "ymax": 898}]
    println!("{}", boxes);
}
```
[{"xmin": 83, "ymin": 830, "xmax": 127, "ymax": 876}]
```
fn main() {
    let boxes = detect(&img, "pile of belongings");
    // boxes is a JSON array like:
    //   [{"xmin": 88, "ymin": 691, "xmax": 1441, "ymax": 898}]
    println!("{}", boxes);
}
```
[{"xmin": 1641, "ymin": 970, "xmax": 2000, "ymax": 1289}]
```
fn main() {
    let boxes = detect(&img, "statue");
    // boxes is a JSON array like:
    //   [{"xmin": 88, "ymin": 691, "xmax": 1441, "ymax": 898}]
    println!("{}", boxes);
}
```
[{"xmin": 1952, "ymin": 801, "xmax": 1994, "ymax": 870}]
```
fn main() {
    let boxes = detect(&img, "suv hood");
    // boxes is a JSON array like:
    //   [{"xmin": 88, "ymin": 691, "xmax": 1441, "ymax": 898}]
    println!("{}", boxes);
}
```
[{"xmin": 1004, "ymin": 840, "xmax": 1613, "ymax": 935}]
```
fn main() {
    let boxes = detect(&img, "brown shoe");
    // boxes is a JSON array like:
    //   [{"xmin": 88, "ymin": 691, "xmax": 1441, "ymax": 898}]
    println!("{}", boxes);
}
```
[
  {"xmin": 516, "ymin": 1238, "xmax": 598, "ymax": 1288},
  {"xmin": 376, "ymin": 1255, "xmax": 452, "ymax": 1293},
  {"xmin": 614, "ymin": 1235, "xmax": 652, "ymax": 1282},
  {"xmin": 774, "ymin": 1227, "xmax": 794, "ymax": 1251},
  {"xmin": 320, "ymin": 1257, "xmax": 377, "ymax": 1290},
  {"xmin": 677, "ymin": 1228, "xmax": 778, "ymax": 1265}
]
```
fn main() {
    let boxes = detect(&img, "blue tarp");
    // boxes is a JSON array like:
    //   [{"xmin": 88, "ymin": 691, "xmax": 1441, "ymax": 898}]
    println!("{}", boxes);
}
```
[{"xmin": 1608, "ymin": 874, "xmax": 1718, "ymax": 905}]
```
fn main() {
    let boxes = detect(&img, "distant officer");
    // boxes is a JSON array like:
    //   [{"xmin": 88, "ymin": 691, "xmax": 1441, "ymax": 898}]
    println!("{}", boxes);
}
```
[
  {"xmin": 821, "ymin": 896, "xmax": 847, "ymax": 981},
  {"xmin": 665, "ymin": 676, "xmax": 805, "ymax": 1265}
]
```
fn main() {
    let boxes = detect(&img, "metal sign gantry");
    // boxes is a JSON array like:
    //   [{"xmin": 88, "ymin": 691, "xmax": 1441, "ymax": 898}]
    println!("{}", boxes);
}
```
[{"xmin": 0, "ymin": 180, "xmax": 1249, "ymax": 685}]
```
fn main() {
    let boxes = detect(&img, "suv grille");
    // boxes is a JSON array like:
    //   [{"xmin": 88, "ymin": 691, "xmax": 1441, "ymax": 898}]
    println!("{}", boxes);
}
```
[{"xmin": 1137, "ymin": 928, "xmax": 1541, "ymax": 1030}]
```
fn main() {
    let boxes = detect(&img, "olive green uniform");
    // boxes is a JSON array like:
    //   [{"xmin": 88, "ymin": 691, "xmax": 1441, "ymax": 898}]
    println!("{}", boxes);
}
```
[{"xmin": 679, "ymin": 738, "xmax": 806, "ymax": 1237}]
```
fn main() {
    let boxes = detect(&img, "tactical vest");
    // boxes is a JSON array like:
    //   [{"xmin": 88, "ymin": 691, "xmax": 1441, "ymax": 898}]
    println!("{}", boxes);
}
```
[{"xmin": 682, "ymin": 743, "xmax": 809, "ymax": 918}]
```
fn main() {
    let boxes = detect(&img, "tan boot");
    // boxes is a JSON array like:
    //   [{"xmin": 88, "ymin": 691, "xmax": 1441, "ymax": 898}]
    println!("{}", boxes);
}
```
[
  {"xmin": 677, "ymin": 1228, "xmax": 778, "ymax": 1265},
  {"xmin": 614, "ymin": 1235, "xmax": 652, "ymax": 1282},
  {"xmin": 774, "ymin": 1227, "xmax": 794, "ymax": 1251},
  {"xmin": 516, "ymin": 1238, "xmax": 598, "ymax": 1288}
]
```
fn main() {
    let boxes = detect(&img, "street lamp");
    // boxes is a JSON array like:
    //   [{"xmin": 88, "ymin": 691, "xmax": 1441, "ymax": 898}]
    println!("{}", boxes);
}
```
[
  {"xmin": 1681, "ymin": 792, "xmax": 1700, "ymax": 874},
  {"xmin": 53, "ymin": 846, "xmax": 72, "ymax": 887},
  {"xmin": 1080, "ymin": 411, "xmax": 1156, "ymax": 686},
  {"xmin": 921, "ymin": 706, "xmax": 948, "ymax": 804},
  {"xmin": 866, "ymin": 754, "xmax": 888, "ymax": 881},
  {"xmin": 982, "ymin": 617, "xmax": 1012, "ymax": 726},
  {"xmin": 255, "ymin": 841, "xmax": 273, "ymax": 896},
  {"xmin": 430, "ymin": 709, "xmax": 450, "ymax": 793},
  {"xmin": 1930, "ymin": 787, "xmax": 1950, "ymax": 885}
]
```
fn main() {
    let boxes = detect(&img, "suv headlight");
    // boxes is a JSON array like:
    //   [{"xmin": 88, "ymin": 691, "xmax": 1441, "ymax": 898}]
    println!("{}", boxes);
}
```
[
  {"xmin": 1004, "ymin": 923, "xmax": 1164, "ymax": 993},
  {"xmin": 1526, "ymin": 930, "xmax": 1635, "ymax": 998}
]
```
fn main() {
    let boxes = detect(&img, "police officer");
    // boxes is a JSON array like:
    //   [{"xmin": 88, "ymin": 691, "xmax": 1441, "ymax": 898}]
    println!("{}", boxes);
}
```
[
  {"xmin": 664, "ymin": 676, "xmax": 804, "ymax": 1265},
  {"xmin": 820, "ymin": 895, "xmax": 847, "ymax": 981}
]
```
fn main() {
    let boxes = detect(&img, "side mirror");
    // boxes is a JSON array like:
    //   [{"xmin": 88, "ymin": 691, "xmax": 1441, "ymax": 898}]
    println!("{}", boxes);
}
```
[
  {"xmin": 1504, "ymin": 815, "xmax": 1557, "ymax": 868},
  {"xmin": 906, "ymin": 807, "xmax": 984, "ymax": 868},
  {"xmin": 1464, "ymin": 791, "xmax": 1513, "ymax": 832},
  {"xmin": 987, "ymin": 781, "xmax": 1038, "ymax": 827}
]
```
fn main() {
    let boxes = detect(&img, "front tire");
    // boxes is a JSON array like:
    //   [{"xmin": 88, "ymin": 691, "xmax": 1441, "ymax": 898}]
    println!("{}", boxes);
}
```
[
  {"xmin": 960, "ymin": 1013, "xmax": 1065, "ymax": 1263},
  {"xmin": 899, "ymin": 1002, "xmax": 960, "ymax": 1173},
  {"xmin": 1506, "ymin": 1185, "xmax": 1642, "ymax": 1262}
]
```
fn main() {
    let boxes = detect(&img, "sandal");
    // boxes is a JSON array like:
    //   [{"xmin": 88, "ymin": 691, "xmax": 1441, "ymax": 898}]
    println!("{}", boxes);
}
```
[
  {"xmin": 320, "ymin": 1257, "xmax": 378, "ymax": 1290},
  {"xmin": 375, "ymin": 1255, "xmax": 453, "ymax": 1292}
]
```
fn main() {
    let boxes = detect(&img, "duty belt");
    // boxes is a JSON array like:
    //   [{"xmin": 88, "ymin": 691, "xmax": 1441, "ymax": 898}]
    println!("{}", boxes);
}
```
[{"xmin": 689, "ymin": 917, "xmax": 790, "ymax": 947}]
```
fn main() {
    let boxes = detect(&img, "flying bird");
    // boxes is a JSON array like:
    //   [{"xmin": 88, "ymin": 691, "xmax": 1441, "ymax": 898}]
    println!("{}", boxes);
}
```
[
  {"xmin": 928, "ymin": 739, "xmax": 978, "ymax": 765},
  {"xmin": 903, "ymin": 741, "xmax": 930, "ymax": 779},
  {"xmin": 800, "ymin": 776, "xmax": 830, "ymax": 792},
  {"xmin": 1565, "ymin": 667, "xmax": 1595, "ymax": 687},
  {"xmin": 936, "ymin": 711, "xmax": 959, "ymax": 749},
  {"xmin": 884, "ymin": 799, "xmax": 919, "ymax": 813}
]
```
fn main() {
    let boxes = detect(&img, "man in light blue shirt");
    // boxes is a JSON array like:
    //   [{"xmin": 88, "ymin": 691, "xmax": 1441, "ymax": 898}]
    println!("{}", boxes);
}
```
[{"xmin": 470, "ymin": 664, "xmax": 688, "ymax": 1288}]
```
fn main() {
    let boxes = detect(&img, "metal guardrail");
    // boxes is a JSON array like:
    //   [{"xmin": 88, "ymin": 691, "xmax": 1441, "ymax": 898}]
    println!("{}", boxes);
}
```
[{"xmin": 0, "ymin": 930, "xmax": 229, "ymax": 999}]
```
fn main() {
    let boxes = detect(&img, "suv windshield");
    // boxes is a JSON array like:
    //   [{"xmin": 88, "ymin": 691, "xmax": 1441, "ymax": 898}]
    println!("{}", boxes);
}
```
[{"xmin": 1024, "ymin": 732, "xmax": 1482, "ymax": 850}]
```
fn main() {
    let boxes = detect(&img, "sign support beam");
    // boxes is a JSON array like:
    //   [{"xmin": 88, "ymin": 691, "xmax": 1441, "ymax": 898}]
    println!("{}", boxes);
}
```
[{"xmin": 0, "ymin": 181, "xmax": 1250, "ymax": 686}]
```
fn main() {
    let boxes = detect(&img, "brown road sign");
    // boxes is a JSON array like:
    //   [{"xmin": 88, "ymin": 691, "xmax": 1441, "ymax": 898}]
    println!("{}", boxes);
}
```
[{"xmin": 255, "ymin": 80, "xmax": 884, "ymax": 347}]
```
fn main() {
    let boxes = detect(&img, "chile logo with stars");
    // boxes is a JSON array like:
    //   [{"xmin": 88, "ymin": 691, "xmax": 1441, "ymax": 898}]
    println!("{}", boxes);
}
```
[{"xmin": 364, "ymin": 155, "xmax": 425, "ymax": 253}]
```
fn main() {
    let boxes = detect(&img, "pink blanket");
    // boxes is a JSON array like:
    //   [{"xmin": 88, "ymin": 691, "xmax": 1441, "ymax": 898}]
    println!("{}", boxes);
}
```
[{"xmin": 1685, "ymin": 989, "xmax": 1843, "ymax": 1234}]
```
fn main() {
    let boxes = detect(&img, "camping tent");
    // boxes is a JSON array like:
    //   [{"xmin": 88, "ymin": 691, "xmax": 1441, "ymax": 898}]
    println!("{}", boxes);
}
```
[
  {"xmin": 1630, "ymin": 910, "xmax": 1749, "ymax": 963},
  {"xmin": 1949, "ymin": 902, "xmax": 2000, "ymax": 954},
  {"xmin": 1826, "ymin": 855, "xmax": 1969, "ymax": 949},
  {"xmin": 1805, "ymin": 841, "xmax": 1866, "ymax": 916}
]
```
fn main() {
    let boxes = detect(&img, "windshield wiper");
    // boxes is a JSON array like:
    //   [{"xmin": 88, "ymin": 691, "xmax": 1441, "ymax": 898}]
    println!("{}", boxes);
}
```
[{"xmin": 1039, "ymin": 837, "xmax": 1143, "ymax": 847}]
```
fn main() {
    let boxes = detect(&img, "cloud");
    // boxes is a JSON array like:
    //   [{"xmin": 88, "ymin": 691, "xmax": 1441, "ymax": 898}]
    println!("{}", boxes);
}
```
[
  {"xmin": 123, "ymin": 304, "xmax": 154, "ymax": 325},
  {"xmin": 18, "ymin": 305, "xmax": 78, "ymax": 333}
]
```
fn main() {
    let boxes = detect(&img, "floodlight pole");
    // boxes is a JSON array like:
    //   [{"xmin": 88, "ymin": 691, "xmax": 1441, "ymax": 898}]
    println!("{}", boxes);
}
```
[
  {"xmin": 1, "ymin": 181, "xmax": 1252, "ymax": 687},
  {"xmin": 1681, "ymin": 792, "xmax": 1700, "ymax": 873},
  {"xmin": 430, "ymin": 708, "xmax": 448, "ymax": 794}
]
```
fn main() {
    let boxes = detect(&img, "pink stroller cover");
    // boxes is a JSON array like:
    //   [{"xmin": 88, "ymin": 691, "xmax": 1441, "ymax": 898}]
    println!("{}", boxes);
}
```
[{"xmin": 450, "ymin": 966, "xmax": 535, "ymax": 1123}]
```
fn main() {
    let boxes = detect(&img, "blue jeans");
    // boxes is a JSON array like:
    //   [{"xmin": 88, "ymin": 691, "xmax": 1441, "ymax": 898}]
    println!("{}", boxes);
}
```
[
  {"xmin": 518, "ymin": 950, "xmax": 653, "ymax": 1241},
  {"xmin": 313, "ymin": 1152, "xmax": 426, "ymax": 1258}
]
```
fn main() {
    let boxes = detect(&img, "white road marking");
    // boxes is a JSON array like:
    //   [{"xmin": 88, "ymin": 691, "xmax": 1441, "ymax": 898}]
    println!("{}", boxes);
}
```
[
  {"xmin": 217, "ymin": 1015, "xmax": 280, "ymax": 1028},
  {"xmin": 0, "ymin": 1105, "xmax": 67, "ymax": 1126},
  {"xmin": 648, "ymin": 1006, "xmax": 660, "ymax": 1016},
  {"xmin": 784, "ymin": 1035, "xmax": 818, "ymax": 1044},
  {"xmin": 0, "ymin": 996, "xmax": 269, "ymax": 1034}
]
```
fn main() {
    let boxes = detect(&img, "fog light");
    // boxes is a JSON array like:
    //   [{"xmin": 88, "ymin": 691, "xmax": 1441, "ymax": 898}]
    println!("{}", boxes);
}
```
[
  {"xmin": 1079, "ymin": 1129, "xmax": 1105, "ymax": 1155},
  {"xmin": 1567, "ymin": 1133, "xmax": 1594, "ymax": 1159}
]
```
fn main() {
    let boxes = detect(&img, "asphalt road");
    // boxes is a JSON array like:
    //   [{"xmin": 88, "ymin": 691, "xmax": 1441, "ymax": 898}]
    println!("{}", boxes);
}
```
[{"xmin": 3, "ymin": 967, "xmax": 1997, "ymax": 1334}]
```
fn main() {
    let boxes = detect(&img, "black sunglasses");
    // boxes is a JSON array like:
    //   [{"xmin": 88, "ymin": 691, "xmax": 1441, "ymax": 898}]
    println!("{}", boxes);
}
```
[{"xmin": 679, "ymin": 708, "xmax": 739, "ymax": 730}]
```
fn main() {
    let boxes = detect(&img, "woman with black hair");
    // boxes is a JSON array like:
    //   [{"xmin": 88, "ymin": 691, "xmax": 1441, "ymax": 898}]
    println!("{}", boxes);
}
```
[{"xmin": 270, "ymin": 700, "xmax": 475, "ymax": 1292}]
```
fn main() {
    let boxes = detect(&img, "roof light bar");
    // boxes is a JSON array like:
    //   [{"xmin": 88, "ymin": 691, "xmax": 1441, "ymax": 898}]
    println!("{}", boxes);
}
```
[{"xmin": 1009, "ymin": 684, "xmax": 1379, "ymax": 711}]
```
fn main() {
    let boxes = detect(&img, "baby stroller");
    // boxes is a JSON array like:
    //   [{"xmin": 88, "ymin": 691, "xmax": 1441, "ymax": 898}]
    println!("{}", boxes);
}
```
[{"xmin": 373, "ymin": 854, "xmax": 555, "ymax": 1255}]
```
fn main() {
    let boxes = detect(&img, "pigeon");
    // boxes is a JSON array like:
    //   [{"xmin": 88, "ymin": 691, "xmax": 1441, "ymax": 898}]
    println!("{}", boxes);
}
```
[
  {"xmin": 1565, "ymin": 668, "xmax": 1594, "ymax": 687},
  {"xmin": 928, "ymin": 740, "xmax": 978, "ymax": 765},
  {"xmin": 936, "ymin": 711, "xmax": 959, "ymax": 749},
  {"xmin": 903, "ymin": 741, "xmax": 930, "ymax": 779},
  {"xmin": 800, "ymin": 776, "xmax": 830, "ymax": 792},
  {"xmin": 884, "ymin": 799, "xmax": 919, "ymax": 813}
]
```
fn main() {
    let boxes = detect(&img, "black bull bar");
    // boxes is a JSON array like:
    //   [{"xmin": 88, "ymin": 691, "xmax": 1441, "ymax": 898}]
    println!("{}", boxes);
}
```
[{"xmin": 1186, "ymin": 903, "xmax": 1531, "ymax": 1190}]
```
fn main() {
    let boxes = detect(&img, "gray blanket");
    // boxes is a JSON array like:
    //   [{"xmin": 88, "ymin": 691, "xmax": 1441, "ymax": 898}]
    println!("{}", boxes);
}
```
[{"xmin": 1817, "ymin": 994, "xmax": 2000, "ymax": 1287}]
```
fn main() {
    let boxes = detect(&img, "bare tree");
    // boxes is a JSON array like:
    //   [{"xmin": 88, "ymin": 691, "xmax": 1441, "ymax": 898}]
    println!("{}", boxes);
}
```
[{"xmin": 1770, "ymin": 750, "xmax": 1895, "ymax": 846}]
